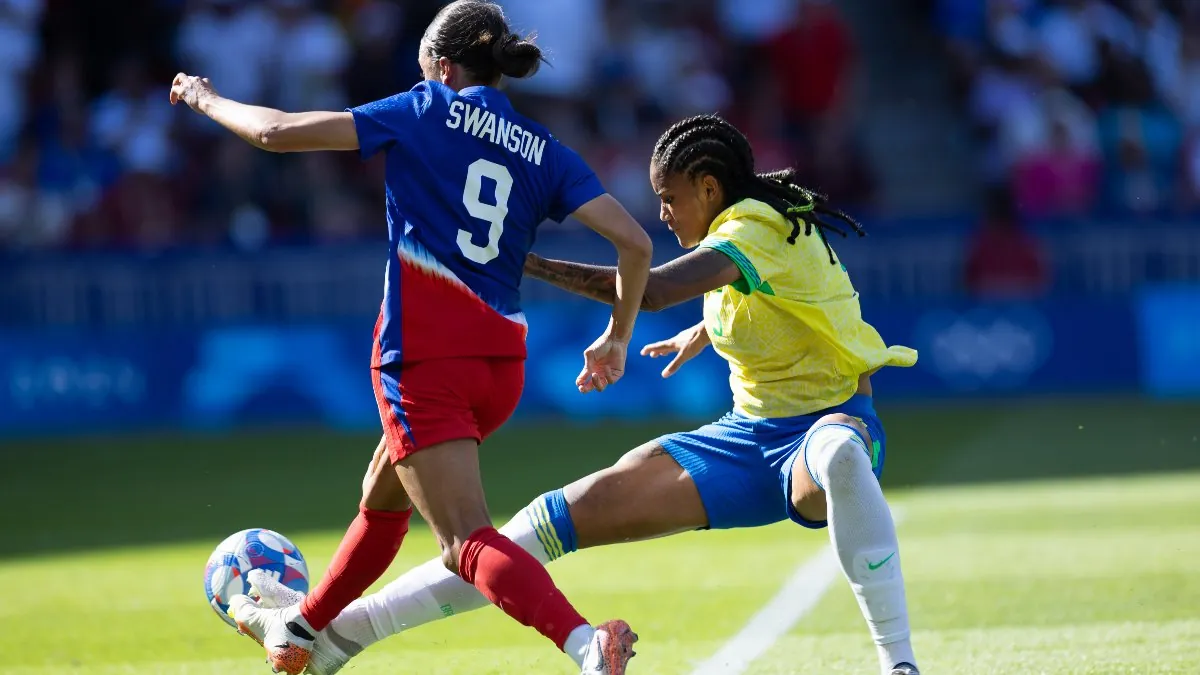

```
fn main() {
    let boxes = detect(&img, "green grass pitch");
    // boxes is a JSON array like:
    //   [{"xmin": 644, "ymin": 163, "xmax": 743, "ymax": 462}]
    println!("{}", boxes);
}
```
[{"xmin": 1, "ymin": 397, "xmax": 1198, "ymax": 674}]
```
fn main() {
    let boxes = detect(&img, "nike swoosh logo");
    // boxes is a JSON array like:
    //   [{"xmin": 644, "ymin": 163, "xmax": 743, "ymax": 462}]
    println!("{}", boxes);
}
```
[
  {"xmin": 286, "ymin": 620, "xmax": 315, "ymax": 641},
  {"xmin": 867, "ymin": 552, "xmax": 895, "ymax": 570}
]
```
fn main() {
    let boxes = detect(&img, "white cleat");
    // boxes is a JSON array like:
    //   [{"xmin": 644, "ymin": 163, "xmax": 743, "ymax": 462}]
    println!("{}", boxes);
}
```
[
  {"xmin": 228, "ymin": 594, "xmax": 315, "ymax": 675},
  {"xmin": 247, "ymin": 569, "xmax": 306, "ymax": 609},
  {"xmin": 580, "ymin": 619, "xmax": 638, "ymax": 675},
  {"xmin": 244, "ymin": 569, "xmax": 359, "ymax": 675}
]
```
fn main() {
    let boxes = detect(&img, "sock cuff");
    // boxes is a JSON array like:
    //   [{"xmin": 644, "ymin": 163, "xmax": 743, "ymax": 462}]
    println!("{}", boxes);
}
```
[
  {"xmin": 525, "ymin": 489, "xmax": 577, "ymax": 561},
  {"xmin": 804, "ymin": 424, "xmax": 872, "ymax": 490},
  {"xmin": 458, "ymin": 526, "xmax": 502, "ymax": 584}
]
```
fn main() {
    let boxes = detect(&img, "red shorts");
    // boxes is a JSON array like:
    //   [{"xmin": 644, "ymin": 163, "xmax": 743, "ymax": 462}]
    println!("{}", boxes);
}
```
[{"xmin": 372, "ymin": 357, "xmax": 525, "ymax": 462}]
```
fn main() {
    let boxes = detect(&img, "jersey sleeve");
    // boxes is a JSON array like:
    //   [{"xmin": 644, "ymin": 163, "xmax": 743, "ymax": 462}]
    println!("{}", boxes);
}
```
[
  {"xmin": 698, "ymin": 217, "xmax": 787, "ymax": 295},
  {"xmin": 546, "ymin": 144, "xmax": 606, "ymax": 223},
  {"xmin": 348, "ymin": 83, "xmax": 435, "ymax": 161}
]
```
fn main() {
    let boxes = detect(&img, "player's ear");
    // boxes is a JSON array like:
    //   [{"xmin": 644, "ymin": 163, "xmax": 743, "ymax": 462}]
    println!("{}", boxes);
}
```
[
  {"xmin": 700, "ymin": 174, "xmax": 722, "ymax": 207},
  {"xmin": 438, "ymin": 57, "xmax": 455, "ymax": 86}
]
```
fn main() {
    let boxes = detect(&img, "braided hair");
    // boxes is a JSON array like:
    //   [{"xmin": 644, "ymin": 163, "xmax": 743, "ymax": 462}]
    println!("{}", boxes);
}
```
[{"xmin": 650, "ymin": 114, "xmax": 864, "ymax": 264}]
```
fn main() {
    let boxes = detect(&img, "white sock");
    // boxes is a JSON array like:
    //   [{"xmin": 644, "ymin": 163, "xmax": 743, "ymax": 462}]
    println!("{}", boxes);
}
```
[
  {"xmin": 563, "ymin": 624, "xmax": 595, "ymax": 667},
  {"xmin": 324, "ymin": 599, "xmax": 374, "ymax": 657},
  {"xmin": 332, "ymin": 499, "xmax": 564, "ymax": 651},
  {"xmin": 806, "ymin": 424, "xmax": 916, "ymax": 675}
]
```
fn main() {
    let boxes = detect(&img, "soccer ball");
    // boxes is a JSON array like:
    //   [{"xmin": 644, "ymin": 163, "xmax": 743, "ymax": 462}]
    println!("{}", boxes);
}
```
[{"xmin": 203, "ymin": 528, "xmax": 310, "ymax": 628}]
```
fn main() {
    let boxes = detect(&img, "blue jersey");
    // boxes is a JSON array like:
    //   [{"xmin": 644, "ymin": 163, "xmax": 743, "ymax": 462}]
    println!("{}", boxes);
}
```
[{"xmin": 350, "ymin": 81, "xmax": 605, "ymax": 366}]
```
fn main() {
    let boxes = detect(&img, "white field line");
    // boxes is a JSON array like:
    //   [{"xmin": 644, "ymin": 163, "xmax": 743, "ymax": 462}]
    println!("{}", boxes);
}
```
[{"xmin": 690, "ymin": 509, "xmax": 905, "ymax": 675}]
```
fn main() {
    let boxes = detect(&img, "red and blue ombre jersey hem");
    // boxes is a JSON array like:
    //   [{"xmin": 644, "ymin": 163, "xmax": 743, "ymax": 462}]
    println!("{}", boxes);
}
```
[
  {"xmin": 351, "ymin": 81, "xmax": 605, "ymax": 367},
  {"xmin": 372, "ymin": 235, "xmax": 528, "ymax": 368}
]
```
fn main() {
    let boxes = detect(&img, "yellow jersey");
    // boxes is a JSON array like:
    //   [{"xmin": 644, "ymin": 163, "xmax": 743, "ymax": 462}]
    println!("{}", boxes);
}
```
[{"xmin": 697, "ymin": 199, "xmax": 917, "ymax": 418}]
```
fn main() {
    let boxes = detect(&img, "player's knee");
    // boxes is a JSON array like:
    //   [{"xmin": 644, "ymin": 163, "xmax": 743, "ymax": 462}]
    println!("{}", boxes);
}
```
[
  {"xmin": 807, "ymin": 415, "xmax": 872, "ymax": 488},
  {"xmin": 818, "ymin": 413, "xmax": 871, "ymax": 446}
]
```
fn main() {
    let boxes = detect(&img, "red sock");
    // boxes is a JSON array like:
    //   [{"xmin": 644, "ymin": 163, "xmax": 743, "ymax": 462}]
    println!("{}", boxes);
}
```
[
  {"xmin": 458, "ymin": 526, "xmax": 588, "ymax": 649},
  {"xmin": 299, "ymin": 507, "xmax": 412, "ymax": 631}
]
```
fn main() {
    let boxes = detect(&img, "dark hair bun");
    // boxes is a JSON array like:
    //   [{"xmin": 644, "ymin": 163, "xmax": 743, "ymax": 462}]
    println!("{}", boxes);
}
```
[
  {"xmin": 492, "ymin": 33, "xmax": 542, "ymax": 79},
  {"xmin": 424, "ymin": 1, "xmax": 544, "ymax": 83}
]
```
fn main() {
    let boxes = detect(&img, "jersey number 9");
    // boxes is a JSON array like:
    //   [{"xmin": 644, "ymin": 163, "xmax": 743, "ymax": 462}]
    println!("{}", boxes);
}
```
[{"xmin": 458, "ymin": 159, "xmax": 513, "ymax": 265}]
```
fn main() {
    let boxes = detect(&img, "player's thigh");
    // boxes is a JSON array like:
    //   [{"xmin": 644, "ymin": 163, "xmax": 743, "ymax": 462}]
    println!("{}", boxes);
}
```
[
  {"xmin": 564, "ymin": 441, "xmax": 709, "ymax": 548},
  {"xmin": 474, "ymin": 358, "xmax": 524, "ymax": 441},
  {"xmin": 374, "ymin": 359, "xmax": 483, "ymax": 462},
  {"xmin": 789, "ymin": 413, "xmax": 875, "ymax": 524},
  {"xmin": 393, "ymin": 437, "xmax": 491, "ymax": 569}
]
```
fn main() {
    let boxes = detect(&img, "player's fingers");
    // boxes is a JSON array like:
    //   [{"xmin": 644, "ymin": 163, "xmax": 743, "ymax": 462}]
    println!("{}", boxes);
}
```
[
  {"xmin": 173, "ymin": 72, "xmax": 186, "ymax": 86},
  {"xmin": 576, "ymin": 368, "xmax": 595, "ymax": 393},
  {"xmin": 586, "ymin": 360, "xmax": 609, "ymax": 391},
  {"xmin": 662, "ymin": 352, "xmax": 686, "ymax": 378},
  {"xmin": 640, "ymin": 340, "xmax": 678, "ymax": 357},
  {"xmin": 591, "ymin": 373, "xmax": 608, "ymax": 392}
]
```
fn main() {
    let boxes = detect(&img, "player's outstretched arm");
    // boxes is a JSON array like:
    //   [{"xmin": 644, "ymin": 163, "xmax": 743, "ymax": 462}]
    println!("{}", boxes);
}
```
[
  {"xmin": 568, "ymin": 195, "xmax": 652, "ymax": 340},
  {"xmin": 169, "ymin": 73, "xmax": 358, "ymax": 153},
  {"xmin": 564, "ymin": 195, "xmax": 653, "ymax": 392},
  {"xmin": 524, "ymin": 246, "xmax": 742, "ymax": 313}
]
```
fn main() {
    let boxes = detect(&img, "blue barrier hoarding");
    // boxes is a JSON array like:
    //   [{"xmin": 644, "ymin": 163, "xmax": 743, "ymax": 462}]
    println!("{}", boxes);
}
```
[
  {"xmin": 0, "ymin": 298, "xmax": 1142, "ymax": 436},
  {"xmin": 1137, "ymin": 286, "xmax": 1200, "ymax": 396},
  {"xmin": 862, "ymin": 298, "xmax": 1139, "ymax": 397},
  {"xmin": 0, "ymin": 330, "xmax": 195, "ymax": 433}
]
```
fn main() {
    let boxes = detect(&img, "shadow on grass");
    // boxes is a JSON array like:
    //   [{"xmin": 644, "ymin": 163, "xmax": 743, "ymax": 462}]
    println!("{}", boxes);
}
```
[{"xmin": 1, "ymin": 396, "xmax": 1197, "ymax": 559}]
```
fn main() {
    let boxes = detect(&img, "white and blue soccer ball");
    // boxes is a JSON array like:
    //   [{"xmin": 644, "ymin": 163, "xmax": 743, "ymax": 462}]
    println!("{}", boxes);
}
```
[{"xmin": 203, "ymin": 528, "xmax": 310, "ymax": 628}]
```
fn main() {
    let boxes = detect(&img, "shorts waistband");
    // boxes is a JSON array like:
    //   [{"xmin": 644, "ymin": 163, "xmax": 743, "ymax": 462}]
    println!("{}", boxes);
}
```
[{"xmin": 730, "ymin": 394, "xmax": 877, "ymax": 424}]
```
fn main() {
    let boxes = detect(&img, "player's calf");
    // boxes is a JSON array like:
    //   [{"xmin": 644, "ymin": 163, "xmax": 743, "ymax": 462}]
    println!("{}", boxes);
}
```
[
  {"xmin": 296, "ymin": 441, "xmax": 413, "ymax": 631},
  {"xmin": 799, "ymin": 416, "xmax": 918, "ymax": 675},
  {"xmin": 295, "ymin": 489, "xmax": 585, "ymax": 675}
]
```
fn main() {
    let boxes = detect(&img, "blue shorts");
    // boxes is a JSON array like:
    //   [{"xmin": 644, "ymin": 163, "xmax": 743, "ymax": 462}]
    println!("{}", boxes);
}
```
[{"xmin": 657, "ymin": 395, "xmax": 885, "ymax": 530}]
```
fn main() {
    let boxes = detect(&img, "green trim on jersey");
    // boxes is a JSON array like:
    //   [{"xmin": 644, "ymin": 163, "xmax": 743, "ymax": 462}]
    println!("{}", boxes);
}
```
[{"xmin": 702, "ymin": 238, "xmax": 763, "ymax": 295}]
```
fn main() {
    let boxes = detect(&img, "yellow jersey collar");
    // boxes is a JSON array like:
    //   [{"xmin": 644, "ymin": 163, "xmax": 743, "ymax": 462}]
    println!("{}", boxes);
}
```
[{"xmin": 707, "ymin": 198, "xmax": 780, "ymax": 237}]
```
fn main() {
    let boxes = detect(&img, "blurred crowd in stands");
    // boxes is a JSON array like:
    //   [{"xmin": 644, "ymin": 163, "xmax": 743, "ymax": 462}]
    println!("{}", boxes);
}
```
[
  {"xmin": 932, "ymin": 0, "xmax": 1200, "ymax": 218},
  {"xmin": 0, "ymin": 0, "xmax": 866, "ymax": 251}
]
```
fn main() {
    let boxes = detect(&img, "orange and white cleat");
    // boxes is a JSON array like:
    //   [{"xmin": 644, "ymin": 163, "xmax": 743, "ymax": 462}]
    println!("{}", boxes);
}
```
[
  {"xmin": 227, "ymin": 594, "xmax": 315, "ymax": 675},
  {"xmin": 580, "ymin": 619, "xmax": 638, "ymax": 675},
  {"xmin": 246, "ymin": 569, "xmax": 306, "ymax": 609},
  {"xmin": 242, "ymin": 570, "xmax": 358, "ymax": 675}
]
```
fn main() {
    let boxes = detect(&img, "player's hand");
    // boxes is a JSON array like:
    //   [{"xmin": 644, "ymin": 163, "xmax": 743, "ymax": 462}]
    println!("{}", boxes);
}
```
[
  {"xmin": 640, "ymin": 323, "xmax": 710, "ymax": 378},
  {"xmin": 169, "ymin": 73, "xmax": 217, "ymax": 112},
  {"xmin": 577, "ymin": 332, "xmax": 628, "ymax": 394}
]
